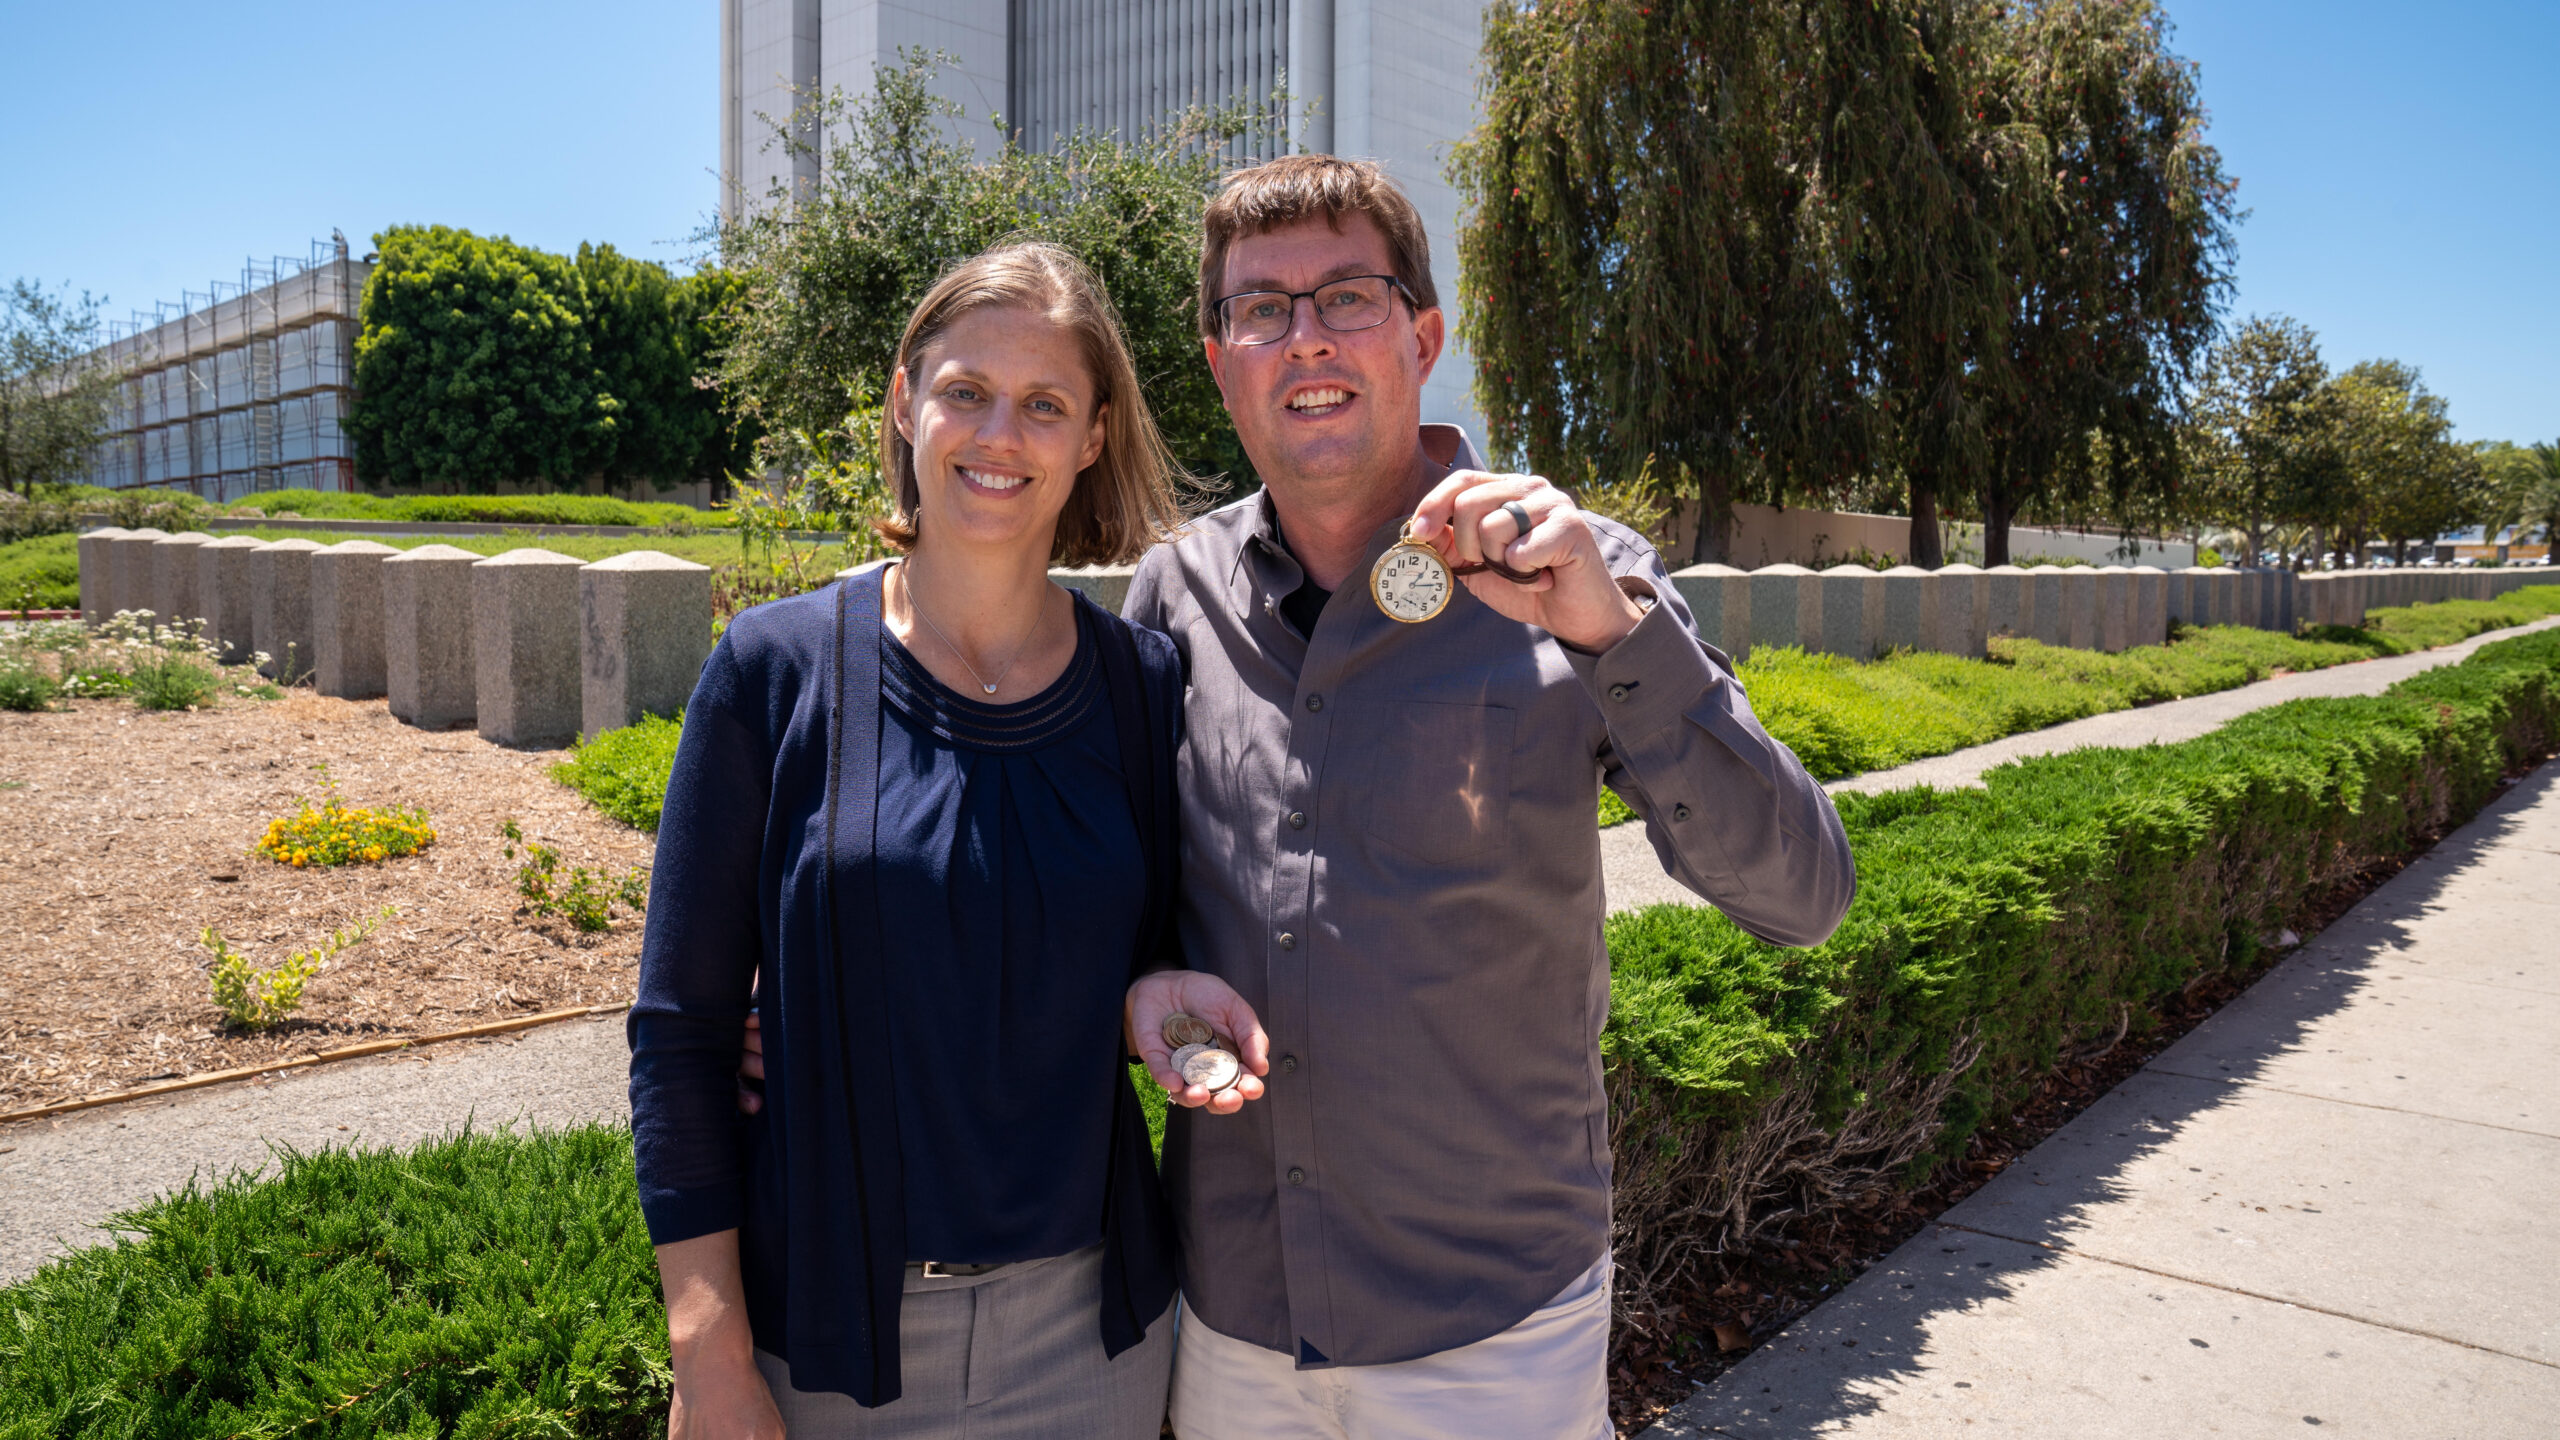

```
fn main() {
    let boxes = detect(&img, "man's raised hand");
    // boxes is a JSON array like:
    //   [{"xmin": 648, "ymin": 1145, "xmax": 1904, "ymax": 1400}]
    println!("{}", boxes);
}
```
[
  {"xmin": 1405, "ymin": 471, "xmax": 1647, "ymax": 652},
  {"xmin": 1126, "ymin": 971, "xmax": 1270, "ymax": 1115}
]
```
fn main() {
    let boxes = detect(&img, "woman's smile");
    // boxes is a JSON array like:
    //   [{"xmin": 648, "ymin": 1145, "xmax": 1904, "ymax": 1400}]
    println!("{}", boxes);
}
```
[{"xmin": 958, "ymin": 465, "xmax": 1032, "ymax": 495}]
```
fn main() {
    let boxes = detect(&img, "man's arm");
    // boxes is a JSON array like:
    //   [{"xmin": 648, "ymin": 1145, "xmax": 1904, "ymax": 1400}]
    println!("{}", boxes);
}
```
[
  {"xmin": 1584, "ymin": 550, "xmax": 1855, "ymax": 948},
  {"xmin": 1408, "ymin": 472, "xmax": 1854, "ymax": 947}
]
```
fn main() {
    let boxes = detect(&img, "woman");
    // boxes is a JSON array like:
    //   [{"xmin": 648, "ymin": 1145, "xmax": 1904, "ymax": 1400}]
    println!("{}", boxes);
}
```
[{"xmin": 627, "ymin": 243, "xmax": 1240, "ymax": 1436}]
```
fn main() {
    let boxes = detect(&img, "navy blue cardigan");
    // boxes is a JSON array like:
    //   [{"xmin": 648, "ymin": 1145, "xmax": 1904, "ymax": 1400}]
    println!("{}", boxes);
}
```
[{"xmin": 627, "ymin": 570, "xmax": 1181, "ymax": 1406}]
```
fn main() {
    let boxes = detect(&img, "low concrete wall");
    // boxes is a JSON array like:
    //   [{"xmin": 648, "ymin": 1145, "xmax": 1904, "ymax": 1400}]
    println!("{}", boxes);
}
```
[{"xmin": 66, "ymin": 535, "xmax": 2560, "ymax": 746}]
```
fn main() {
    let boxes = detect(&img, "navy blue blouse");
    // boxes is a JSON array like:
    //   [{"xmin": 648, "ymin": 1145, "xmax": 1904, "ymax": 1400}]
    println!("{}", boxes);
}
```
[
  {"xmin": 627, "ymin": 571, "xmax": 1181, "ymax": 1407},
  {"xmin": 876, "ymin": 604, "xmax": 1141, "ymax": 1263}
]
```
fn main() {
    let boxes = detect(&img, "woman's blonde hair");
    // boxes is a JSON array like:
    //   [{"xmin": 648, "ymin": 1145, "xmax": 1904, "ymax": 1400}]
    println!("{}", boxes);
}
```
[{"xmin": 876, "ymin": 241, "xmax": 1188, "ymax": 567}]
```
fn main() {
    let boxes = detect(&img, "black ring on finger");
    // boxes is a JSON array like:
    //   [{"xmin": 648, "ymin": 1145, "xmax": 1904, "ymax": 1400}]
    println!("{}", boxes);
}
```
[{"xmin": 1501, "ymin": 499, "xmax": 1534, "ymax": 541}]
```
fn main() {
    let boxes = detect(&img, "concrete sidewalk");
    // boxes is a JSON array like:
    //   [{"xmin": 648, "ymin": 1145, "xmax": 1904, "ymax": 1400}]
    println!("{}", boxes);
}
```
[
  {"xmin": 1645, "ymin": 762, "xmax": 2560, "ymax": 1438},
  {"xmin": 1602, "ymin": 614, "xmax": 2560, "ymax": 914}
]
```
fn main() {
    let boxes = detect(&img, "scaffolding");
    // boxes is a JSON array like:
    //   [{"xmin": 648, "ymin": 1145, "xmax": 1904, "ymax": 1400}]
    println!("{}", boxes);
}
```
[{"xmin": 76, "ymin": 235, "xmax": 372, "ymax": 502}]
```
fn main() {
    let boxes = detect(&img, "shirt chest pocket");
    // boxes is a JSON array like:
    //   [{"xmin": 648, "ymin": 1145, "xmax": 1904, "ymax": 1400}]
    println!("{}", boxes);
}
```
[{"xmin": 1349, "ymin": 700, "xmax": 1517, "ymax": 868}]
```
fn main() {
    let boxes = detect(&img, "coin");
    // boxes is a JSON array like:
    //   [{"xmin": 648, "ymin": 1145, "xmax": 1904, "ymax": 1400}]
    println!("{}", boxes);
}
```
[
  {"xmin": 1207, "ymin": 1034, "xmax": 1236, "ymax": 1055},
  {"xmin": 1181, "ymin": 1045, "xmax": 1242, "ymax": 1093},
  {"xmin": 1162, "ymin": 1012, "xmax": 1215, "ymax": 1049},
  {"xmin": 1168, "ymin": 1042, "xmax": 1207, "ymax": 1075}
]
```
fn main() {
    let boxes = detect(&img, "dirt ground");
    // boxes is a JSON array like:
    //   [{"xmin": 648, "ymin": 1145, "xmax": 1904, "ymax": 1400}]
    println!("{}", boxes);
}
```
[{"xmin": 0, "ymin": 691, "xmax": 653, "ymax": 1115}]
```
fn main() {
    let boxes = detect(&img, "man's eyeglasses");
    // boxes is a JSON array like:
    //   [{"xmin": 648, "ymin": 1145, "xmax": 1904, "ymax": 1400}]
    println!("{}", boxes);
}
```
[{"xmin": 1214, "ymin": 275, "xmax": 1416, "ymax": 346}]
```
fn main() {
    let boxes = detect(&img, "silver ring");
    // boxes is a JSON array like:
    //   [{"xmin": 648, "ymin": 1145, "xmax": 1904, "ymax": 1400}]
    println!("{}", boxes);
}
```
[{"xmin": 1501, "ymin": 500, "xmax": 1534, "ymax": 541}]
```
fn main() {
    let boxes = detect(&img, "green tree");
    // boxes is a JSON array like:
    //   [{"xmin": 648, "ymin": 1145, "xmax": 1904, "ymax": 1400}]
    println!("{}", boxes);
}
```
[
  {"xmin": 348, "ymin": 228, "xmax": 743, "ymax": 493},
  {"xmin": 1452, "ymin": 0, "xmax": 1861, "ymax": 564},
  {"xmin": 0, "ymin": 279, "xmax": 123, "ymax": 494},
  {"xmin": 347, "ymin": 227, "xmax": 602, "ymax": 491},
  {"xmin": 713, "ymin": 53, "xmax": 1259, "ymax": 487},
  {"xmin": 2518, "ymin": 442, "xmax": 2560, "ymax": 560},
  {"xmin": 2185, "ymin": 316, "xmax": 2338, "ymax": 566},
  {"xmin": 575, "ymin": 244, "xmax": 750, "ymax": 490},
  {"xmin": 2328, "ymin": 360, "xmax": 2481, "ymax": 564},
  {"xmin": 1972, "ymin": 0, "xmax": 2236, "ymax": 566}
]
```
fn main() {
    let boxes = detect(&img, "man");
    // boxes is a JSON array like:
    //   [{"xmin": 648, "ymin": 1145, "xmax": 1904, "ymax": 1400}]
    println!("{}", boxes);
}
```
[{"xmin": 1123, "ymin": 156, "xmax": 1854, "ymax": 1438}]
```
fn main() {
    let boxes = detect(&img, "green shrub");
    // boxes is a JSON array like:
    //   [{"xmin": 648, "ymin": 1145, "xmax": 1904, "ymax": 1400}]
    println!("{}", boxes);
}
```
[
  {"xmin": 203, "ymin": 909, "xmax": 390, "ymax": 1030},
  {"xmin": 0, "ymin": 663, "xmax": 57, "ymax": 711},
  {"xmin": 0, "ymin": 532, "xmax": 80, "ymax": 610},
  {"xmin": 1597, "ymin": 581, "xmax": 2560, "ymax": 819},
  {"xmin": 1601, "ymin": 626, "xmax": 2560, "ymax": 1323},
  {"xmin": 552, "ymin": 712, "xmax": 684, "ymax": 832},
  {"xmin": 226, "ymin": 488, "xmax": 726, "ymax": 530},
  {"xmin": 0, "ymin": 1126, "xmax": 669, "ymax": 1436}
]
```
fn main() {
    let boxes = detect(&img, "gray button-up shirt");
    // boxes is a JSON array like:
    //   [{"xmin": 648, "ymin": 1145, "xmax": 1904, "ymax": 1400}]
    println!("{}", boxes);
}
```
[{"xmin": 1125, "ymin": 438, "xmax": 1854, "ymax": 1368}]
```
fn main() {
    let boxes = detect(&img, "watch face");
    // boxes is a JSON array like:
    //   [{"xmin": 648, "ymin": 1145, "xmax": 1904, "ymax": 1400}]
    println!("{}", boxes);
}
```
[{"xmin": 1371, "ymin": 543, "xmax": 1453, "ymax": 624}]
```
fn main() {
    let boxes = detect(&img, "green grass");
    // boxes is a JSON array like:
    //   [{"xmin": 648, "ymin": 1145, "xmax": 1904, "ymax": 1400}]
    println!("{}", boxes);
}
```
[
  {"xmin": 0, "ymin": 533, "xmax": 80, "ymax": 610},
  {"xmin": 223, "ymin": 488, "xmax": 732, "ymax": 530},
  {"xmin": 0, "ymin": 1126, "xmax": 668, "ymax": 1437},
  {"xmin": 552, "ymin": 714, "xmax": 686, "ymax": 832}
]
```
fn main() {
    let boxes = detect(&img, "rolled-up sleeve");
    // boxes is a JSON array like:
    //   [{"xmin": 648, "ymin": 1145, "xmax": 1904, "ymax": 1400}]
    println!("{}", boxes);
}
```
[
  {"xmin": 627, "ymin": 638, "xmax": 773, "ymax": 1244},
  {"xmin": 1568, "ymin": 553, "xmax": 1856, "ymax": 948}
]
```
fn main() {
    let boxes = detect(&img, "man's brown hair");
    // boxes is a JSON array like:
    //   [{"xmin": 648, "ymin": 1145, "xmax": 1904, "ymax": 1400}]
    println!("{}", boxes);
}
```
[
  {"xmin": 1197, "ymin": 155, "xmax": 1439, "ymax": 340},
  {"xmin": 877, "ymin": 241, "xmax": 1188, "ymax": 567}
]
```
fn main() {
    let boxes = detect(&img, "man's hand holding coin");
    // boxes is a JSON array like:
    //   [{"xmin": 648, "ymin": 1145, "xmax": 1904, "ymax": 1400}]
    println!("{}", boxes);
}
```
[{"xmin": 1125, "ymin": 970, "xmax": 1269, "ymax": 1114}]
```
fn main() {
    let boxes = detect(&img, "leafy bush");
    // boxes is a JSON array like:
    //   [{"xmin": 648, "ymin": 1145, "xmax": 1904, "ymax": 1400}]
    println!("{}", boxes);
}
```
[
  {"xmin": 203, "ymin": 908, "xmax": 389, "ymax": 1030},
  {"xmin": 0, "ymin": 662, "xmax": 56, "ymax": 711},
  {"xmin": 0, "ymin": 1126, "xmax": 669, "ymax": 1436},
  {"xmin": 551, "ymin": 712, "xmax": 684, "ymax": 832},
  {"xmin": 257, "ymin": 766, "xmax": 436, "ymax": 867},
  {"xmin": 0, "ymin": 531, "xmax": 80, "ymax": 609},
  {"xmin": 1601, "ymin": 626, "xmax": 2560, "ymax": 1327},
  {"xmin": 500, "ymin": 820, "xmax": 648, "ymax": 932}
]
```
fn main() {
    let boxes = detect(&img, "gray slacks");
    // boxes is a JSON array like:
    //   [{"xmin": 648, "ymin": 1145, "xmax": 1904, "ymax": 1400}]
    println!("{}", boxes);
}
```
[{"xmin": 753, "ymin": 1243, "xmax": 1173, "ymax": 1438}]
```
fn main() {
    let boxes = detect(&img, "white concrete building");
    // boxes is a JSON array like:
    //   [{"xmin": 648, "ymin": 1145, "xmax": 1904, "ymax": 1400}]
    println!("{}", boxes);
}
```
[{"xmin": 718, "ymin": 0, "xmax": 1487, "ymax": 439}]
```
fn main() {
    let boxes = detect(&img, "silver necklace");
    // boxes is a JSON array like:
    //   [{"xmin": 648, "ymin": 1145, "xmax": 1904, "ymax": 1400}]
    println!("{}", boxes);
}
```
[{"xmin": 899, "ymin": 561, "xmax": 1033, "ymax": 696}]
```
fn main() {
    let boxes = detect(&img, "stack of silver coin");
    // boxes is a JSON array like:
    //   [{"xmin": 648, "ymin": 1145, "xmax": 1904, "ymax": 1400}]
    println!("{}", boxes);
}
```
[{"xmin": 1161, "ymin": 1011, "xmax": 1242, "ymax": 1095}]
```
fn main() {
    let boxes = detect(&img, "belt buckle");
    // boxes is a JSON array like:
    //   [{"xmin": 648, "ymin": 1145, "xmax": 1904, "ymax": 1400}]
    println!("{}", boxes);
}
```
[{"xmin": 921, "ymin": 1260, "xmax": 956, "ymax": 1279}]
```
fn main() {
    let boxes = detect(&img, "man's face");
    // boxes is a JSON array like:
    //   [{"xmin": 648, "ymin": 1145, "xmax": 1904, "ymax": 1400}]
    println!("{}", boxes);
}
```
[{"xmin": 1205, "ymin": 212, "xmax": 1445, "ymax": 500}]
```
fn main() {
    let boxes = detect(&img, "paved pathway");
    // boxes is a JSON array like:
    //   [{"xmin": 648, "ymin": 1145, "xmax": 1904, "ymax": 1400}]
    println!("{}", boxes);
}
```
[
  {"xmin": 1645, "ymin": 761, "xmax": 2560, "ymax": 1438},
  {"xmin": 0, "ymin": 1013, "xmax": 630, "ymax": 1284},
  {"xmin": 1601, "ymin": 614, "xmax": 2560, "ymax": 913}
]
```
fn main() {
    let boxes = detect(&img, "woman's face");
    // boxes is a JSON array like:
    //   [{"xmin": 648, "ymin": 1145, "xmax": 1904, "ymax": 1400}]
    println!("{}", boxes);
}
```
[{"xmin": 891, "ymin": 304, "xmax": 1107, "ymax": 558}]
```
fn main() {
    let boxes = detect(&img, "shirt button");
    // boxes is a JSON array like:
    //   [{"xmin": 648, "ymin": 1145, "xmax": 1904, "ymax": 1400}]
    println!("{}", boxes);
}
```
[
  {"xmin": 1287, "ymin": 1166, "xmax": 1306, "ymax": 1186},
  {"xmin": 1280, "ymin": 1054, "xmax": 1299, "ymax": 1073},
  {"xmin": 1278, "ymin": 932, "xmax": 1297, "ymax": 951},
  {"xmin": 1673, "ymin": 803, "xmax": 1692, "ymax": 821},
  {"xmin": 1287, "ymin": 810, "xmax": 1306, "ymax": 830},
  {"xmin": 1608, "ymin": 683, "xmax": 1631, "ymax": 702},
  {"xmin": 1305, "ymin": 693, "xmax": 1324, "ymax": 712}
]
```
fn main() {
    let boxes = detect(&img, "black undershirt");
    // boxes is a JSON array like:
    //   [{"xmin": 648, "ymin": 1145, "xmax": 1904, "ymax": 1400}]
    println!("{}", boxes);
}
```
[{"xmin": 1279, "ymin": 574, "xmax": 1331, "ymax": 639}]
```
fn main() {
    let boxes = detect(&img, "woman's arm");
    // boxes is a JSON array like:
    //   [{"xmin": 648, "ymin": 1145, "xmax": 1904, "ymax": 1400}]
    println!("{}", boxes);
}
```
[{"xmin": 657, "ymin": 1230, "xmax": 787, "ymax": 1439}]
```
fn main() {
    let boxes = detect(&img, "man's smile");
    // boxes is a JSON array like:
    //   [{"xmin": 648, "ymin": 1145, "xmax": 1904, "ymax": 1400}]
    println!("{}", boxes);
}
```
[{"xmin": 1285, "ymin": 385, "xmax": 1356, "ymax": 417}]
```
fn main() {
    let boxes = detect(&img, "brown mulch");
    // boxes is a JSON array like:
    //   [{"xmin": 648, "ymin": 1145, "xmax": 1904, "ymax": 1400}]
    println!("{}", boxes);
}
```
[
  {"xmin": 1604, "ymin": 753, "xmax": 2554, "ymax": 1437},
  {"xmin": 0, "ymin": 692, "xmax": 651, "ymax": 1117}
]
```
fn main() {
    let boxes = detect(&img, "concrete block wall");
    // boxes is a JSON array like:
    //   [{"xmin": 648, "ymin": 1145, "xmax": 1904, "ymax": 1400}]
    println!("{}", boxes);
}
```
[
  {"xmin": 198, "ymin": 536, "xmax": 264, "ymax": 664},
  {"xmin": 580, "ymin": 552, "xmax": 713, "ymax": 740},
  {"xmin": 310, "ymin": 540, "xmax": 399, "ymax": 699},
  {"xmin": 67, "ymin": 534, "xmax": 2559, "ymax": 750},
  {"xmin": 77, "ymin": 527, "xmax": 128, "ymax": 624}
]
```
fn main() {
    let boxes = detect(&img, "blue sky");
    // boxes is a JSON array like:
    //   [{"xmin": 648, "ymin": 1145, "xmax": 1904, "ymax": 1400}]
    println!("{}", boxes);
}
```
[{"xmin": 3, "ymin": 0, "xmax": 2550, "ymax": 443}]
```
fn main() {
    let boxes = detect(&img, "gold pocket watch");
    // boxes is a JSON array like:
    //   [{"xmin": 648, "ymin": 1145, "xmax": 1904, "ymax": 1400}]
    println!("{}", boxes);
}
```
[{"xmin": 1369, "ymin": 519, "xmax": 1546, "ymax": 624}]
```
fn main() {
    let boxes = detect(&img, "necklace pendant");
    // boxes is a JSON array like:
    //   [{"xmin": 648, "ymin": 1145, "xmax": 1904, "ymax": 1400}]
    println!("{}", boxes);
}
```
[{"xmin": 981, "ymin": 682, "xmax": 999, "ymax": 695}]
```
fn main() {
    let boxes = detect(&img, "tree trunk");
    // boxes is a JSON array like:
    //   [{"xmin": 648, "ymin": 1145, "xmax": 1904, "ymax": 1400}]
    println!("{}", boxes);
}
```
[
  {"xmin": 1687, "ymin": 468, "xmax": 1733, "ymax": 566},
  {"xmin": 1908, "ymin": 482, "xmax": 1943, "ymax": 569},
  {"xmin": 1983, "ymin": 487, "xmax": 2014, "ymax": 567}
]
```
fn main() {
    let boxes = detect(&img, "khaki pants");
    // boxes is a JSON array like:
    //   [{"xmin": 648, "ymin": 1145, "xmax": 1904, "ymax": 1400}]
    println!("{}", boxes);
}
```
[
  {"xmin": 1170, "ymin": 1253, "xmax": 1612, "ymax": 1440},
  {"xmin": 755, "ymin": 1243, "xmax": 1174, "ymax": 1438}
]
